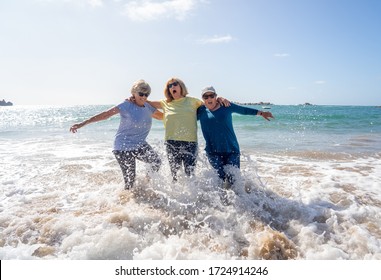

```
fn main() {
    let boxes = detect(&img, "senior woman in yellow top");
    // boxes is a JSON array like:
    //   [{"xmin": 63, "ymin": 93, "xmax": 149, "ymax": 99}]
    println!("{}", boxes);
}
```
[{"xmin": 148, "ymin": 77, "xmax": 229, "ymax": 181}]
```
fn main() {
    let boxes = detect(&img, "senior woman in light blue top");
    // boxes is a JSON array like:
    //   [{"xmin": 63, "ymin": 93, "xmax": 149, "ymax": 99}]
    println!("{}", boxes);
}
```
[
  {"xmin": 70, "ymin": 79, "xmax": 163, "ymax": 190},
  {"xmin": 197, "ymin": 86, "xmax": 274, "ymax": 186}
]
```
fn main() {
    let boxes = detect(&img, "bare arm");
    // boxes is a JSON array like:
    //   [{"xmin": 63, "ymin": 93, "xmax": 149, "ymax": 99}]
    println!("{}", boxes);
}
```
[
  {"xmin": 146, "ymin": 100, "xmax": 162, "ymax": 109},
  {"xmin": 128, "ymin": 96, "xmax": 162, "ymax": 109},
  {"xmin": 70, "ymin": 106, "xmax": 120, "ymax": 133},
  {"xmin": 217, "ymin": 96, "xmax": 231, "ymax": 107},
  {"xmin": 152, "ymin": 110, "xmax": 163, "ymax": 121}
]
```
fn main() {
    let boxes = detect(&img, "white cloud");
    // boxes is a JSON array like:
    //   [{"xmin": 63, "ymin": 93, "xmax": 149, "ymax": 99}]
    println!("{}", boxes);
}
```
[
  {"xmin": 198, "ymin": 35, "xmax": 234, "ymax": 44},
  {"xmin": 314, "ymin": 80, "xmax": 326, "ymax": 84},
  {"xmin": 87, "ymin": 0, "xmax": 103, "ymax": 7},
  {"xmin": 123, "ymin": 0, "xmax": 197, "ymax": 22}
]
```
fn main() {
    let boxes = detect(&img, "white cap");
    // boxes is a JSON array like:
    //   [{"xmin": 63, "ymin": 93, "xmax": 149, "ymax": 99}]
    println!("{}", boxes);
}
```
[{"xmin": 201, "ymin": 86, "xmax": 216, "ymax": 96}]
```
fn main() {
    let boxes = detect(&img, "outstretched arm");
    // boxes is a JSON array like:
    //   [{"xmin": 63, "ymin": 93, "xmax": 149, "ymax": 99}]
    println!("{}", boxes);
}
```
[
  {"xmin": 230, "ymin": 103, "xmax": 274, "ymax": 121},
  {"xmin": 257, "ymin": 110, "xmax": 274, "ymax": 121},
  {"xmin": 70, "ymin": 106, "xmax": 120, "ymax": 133}
]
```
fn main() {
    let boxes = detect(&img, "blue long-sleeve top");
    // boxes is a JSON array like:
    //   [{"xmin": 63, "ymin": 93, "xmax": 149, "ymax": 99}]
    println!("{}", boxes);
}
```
[{"xmin": 197, "ymin": 103, "xmax": 259, "ymax": 154}]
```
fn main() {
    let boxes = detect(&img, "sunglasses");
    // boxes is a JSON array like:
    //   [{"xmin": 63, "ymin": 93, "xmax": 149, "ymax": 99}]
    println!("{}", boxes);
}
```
[
  {"xmin": 138, "ymin": 92, "xmax": 149, "ymax": 97},
  {"xmin": 168, "ymin": 81, "xmax": 179, "ymax": 88},
  {"xmin": 202, "ymin": 93, "xmax": 216, "ymax": 100}
]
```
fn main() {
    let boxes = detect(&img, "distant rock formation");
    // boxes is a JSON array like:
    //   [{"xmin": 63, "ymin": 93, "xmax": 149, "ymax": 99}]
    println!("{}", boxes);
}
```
[
  {"xmin": 298, "ymin": 102, "xmax": 313, "ymax": 106},
  {"xmin": 0, "ymin": 99, "xmax": 13, "ymax": 106},
  {"xmin": 233, "ymin": 101, "xmax": 273, "ymax": 106}
]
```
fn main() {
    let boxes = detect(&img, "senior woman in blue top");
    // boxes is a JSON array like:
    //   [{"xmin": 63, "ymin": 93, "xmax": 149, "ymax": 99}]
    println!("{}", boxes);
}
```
[
  {"xmin": 70, "ymin": 79, "xmax": 163, "ymax": 190},
  {"xmin": 197, "ymin": 86, "xmax": 274, "ymax": 186}
]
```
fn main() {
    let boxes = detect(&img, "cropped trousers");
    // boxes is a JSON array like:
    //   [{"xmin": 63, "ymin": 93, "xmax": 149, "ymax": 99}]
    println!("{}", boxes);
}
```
[
  {"xmin": 113, "ymin": 144, "xmax": 161, "ymax": 189},
  {"xmin": 206, "ymin": 152, "xmax": 240, "ymax": 183},
  {"xmin": 165, "ymin": 140, "xmax": 198, "ymax": 181}
]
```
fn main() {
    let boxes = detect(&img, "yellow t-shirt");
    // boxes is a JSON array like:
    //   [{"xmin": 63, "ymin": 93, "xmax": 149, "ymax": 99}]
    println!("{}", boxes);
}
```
[{"xmin": 160, "ymin": 97, "xmax": 203, "ymax": 142}]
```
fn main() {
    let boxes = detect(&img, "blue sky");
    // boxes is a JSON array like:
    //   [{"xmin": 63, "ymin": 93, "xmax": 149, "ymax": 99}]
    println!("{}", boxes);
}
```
[{"xmin": 1, "ymin": 0, "xmax": 380, "ymax": 106}]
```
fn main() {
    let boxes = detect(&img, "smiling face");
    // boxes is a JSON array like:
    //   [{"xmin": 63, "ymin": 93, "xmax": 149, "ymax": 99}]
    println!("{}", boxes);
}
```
[
  {"xmin": 130, "ymin": 79, "xmax": 151, "ymax": 106},
  {"xmin": 133, "ymin": 91, "xmax": 149, "ymax": 106},
  {"xmin": 202, "ymin": 92, "xmax": 218, "ymax": 110}
]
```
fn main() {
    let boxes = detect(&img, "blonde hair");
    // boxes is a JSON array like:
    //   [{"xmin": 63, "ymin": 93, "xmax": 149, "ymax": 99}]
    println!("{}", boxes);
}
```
[
  {"xmin": 164, "ymin": 77, "xmax": 189, "ymax": 102},
  {"xmin": 131, "ymin": 79, "xmax": 151, "ymax": 95}
]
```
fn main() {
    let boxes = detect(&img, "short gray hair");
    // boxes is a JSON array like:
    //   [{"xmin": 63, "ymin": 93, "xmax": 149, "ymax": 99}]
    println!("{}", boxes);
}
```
[{"xmin": 131, "ymin": 79, "xmax": 151, "ymax": 95}]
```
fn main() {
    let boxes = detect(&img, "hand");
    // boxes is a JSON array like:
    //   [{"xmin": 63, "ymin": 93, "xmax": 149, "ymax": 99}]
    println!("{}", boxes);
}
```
[
  {"xmin": 127, "ymin": 96, "xmax": 136, "ymax": 103},
  {"xmin": 260, "ymin": 111, "xmax": 274, "ymax": 121},
  {"xmin": 217, "ymin": 96, "xmax": 231, "ymax": 107},
  {"xmin": 70, "ymin": 124, "xmax": 81, "ymax": 133}
]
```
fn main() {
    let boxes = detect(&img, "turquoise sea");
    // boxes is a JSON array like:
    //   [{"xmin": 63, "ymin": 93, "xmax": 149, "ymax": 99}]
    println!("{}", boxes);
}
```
[{"xmin": 1, "ymin": 104, "xmax": 380, "ymax": 259}]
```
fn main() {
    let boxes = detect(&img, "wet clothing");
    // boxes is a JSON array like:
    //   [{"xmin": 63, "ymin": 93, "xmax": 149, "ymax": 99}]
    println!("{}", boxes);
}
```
[
  {"xmin": 160, "ymin": 97, "xmax": 203, "ymax": 180},
  {"xmin": 113, "ymin": 101, "xmax": 160, "ymax": 189},
  {"xmin": 197, "ymin": 103, "xmax": 258, "ymax": 154},
  {"xmin": 113, "ymin": 144, "xmax": 161, "ymax": 189},
  {"xmin": 197, "ymin": 103, "xmax": 259, "ymax": 181},
  {"xmin": 206, "ymin": 152, "xmax": 240, "ymax": 183},
  {"xmin": 114, "ymin": 101, "xmax": 156, "ymax": 151},
  {"xmin": 165, "ymin": 140, "xmax": 198, "ymax": 181}
]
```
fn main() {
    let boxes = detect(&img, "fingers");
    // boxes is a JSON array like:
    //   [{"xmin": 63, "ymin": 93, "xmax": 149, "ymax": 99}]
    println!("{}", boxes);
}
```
[
  {"xmin": 70, "ymin": 125, "xmax": 78, "ymax": 133},
  {"xmin": 263, "ymin": 112, "xmax": 274, "ymax": 121}
]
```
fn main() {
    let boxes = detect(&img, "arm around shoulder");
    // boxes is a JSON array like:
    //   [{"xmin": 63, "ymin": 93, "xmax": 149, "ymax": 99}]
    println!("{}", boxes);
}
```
[
  {"xmin": 216, "ymin": 96, "xmax": 231, "ymax": 107},
  {"xmin": 152, "ymin": 110, "xmax": 163, "ymax": 120},
  {"xmin": 147, "ymin": 100, "xmax": 162, "ymax": 109}
]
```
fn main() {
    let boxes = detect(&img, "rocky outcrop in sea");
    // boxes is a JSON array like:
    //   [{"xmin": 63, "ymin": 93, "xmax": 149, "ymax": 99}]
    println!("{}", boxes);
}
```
[{"xmin": 0, "ymin": 99, "xmax": 13, "ymax": 106}]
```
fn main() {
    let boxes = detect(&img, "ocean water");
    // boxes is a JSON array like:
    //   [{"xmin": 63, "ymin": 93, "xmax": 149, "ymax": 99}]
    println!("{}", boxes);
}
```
[{"xmin": 1, "ymin": 104, "xmax": 380, "ymax": 260}]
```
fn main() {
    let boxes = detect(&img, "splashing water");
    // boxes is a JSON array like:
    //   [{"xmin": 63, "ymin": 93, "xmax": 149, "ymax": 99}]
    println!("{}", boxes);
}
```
[{"xmin": 1, "ymin": 105, "xmax": 380, "ymax": 259}]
